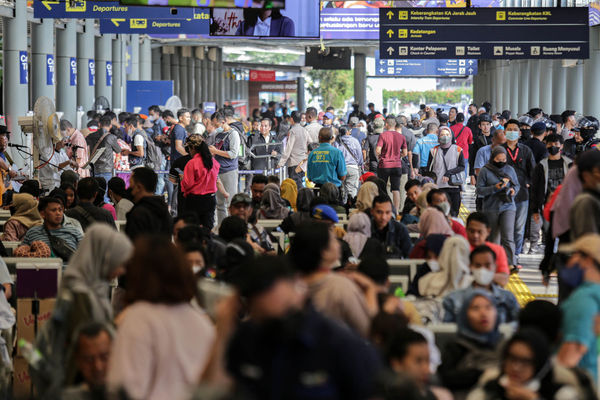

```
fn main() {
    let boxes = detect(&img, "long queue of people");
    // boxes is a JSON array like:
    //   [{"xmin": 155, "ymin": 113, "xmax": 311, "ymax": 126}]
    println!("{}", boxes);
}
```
[{"xmin": 0, "ymin": 100, "xmax": 596, "ymax": 399}]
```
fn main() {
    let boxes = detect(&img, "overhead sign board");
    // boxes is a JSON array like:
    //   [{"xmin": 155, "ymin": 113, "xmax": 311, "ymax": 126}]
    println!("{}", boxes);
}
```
[
  {"xmin": 33, "ymin": 0, "xmax": 203, "ymax": 19},
  {"xmin": 380, "ymin": 8, "xmax": 589, "ymax": 59},
  {"xmin": 374, "ymin": 51, "xmax": 477, "ymax": 76},
  {"xmin": 249, "ymin": 70, "xmax": 276, "ymax": 82},
  {"xmin": 99, "ymin": 16, "xmax": 209, "ymax": 34}
]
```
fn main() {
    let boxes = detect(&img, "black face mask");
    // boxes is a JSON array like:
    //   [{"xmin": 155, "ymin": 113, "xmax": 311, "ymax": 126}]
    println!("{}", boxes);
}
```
[
  {"xmin": 581, "ymin": 129, "xmax": 595, "ymax": 141},
  {"xmin": 548, "ymin": 146, "xmax": 560, "ymax": 156},
  {"xmin": 520, "ymin": 129, "xmax": 531, "ymax": 140},
  {"xmin": 493, "ymin": 161, "xmax": 506, "ymax": 169}
]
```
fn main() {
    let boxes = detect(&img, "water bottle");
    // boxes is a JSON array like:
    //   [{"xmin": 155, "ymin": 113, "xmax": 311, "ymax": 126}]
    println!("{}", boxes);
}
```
[{"xmin": 18, "ymin": 339, "xmax": 43, "ymax": 369}]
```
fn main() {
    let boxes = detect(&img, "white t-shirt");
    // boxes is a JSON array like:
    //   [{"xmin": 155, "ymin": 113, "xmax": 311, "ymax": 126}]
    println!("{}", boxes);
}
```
[
  {"xmin": 133, "ymin": 133, "xmax": 145, "ymax": 149},
  {"xmin": 39, "ymin": 149, "xmax": 70, "ymax": 191}
]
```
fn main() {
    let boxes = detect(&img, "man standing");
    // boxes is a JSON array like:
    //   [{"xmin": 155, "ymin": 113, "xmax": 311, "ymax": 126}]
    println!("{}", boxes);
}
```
[
  {"xmin": 448, "ymin": 107, "xmax": 458, "ymax": 126},
  {"xmin": 334, "ymin": 126, "xmax": 363, "ymax": 203},
  {"xmin": 470, "ymin": 113, "xmax": 493, "ymax": 184},
  {"xmin": 305, "ymin": 107, "xmax": 321, "ymax": 145},
  {"xmin": 365, "ymin": 118, "xmax": 384, "ymax": 173},
  {"xmin": 60, "ymin": 119, "xmax": 89, "ymax": 178},
  {"xmin": 307, "ymin": 127, "xmax": 347, "ymax": 190},
  {"xmin": 412, "ymin": 123, "xmax": 439, "ymax": 175},
  {"xmin": 560, "ymin": 110, "xmax": 577, "ymax": 141},
  {"xmin": 38, "ymin": 139, "xmax": 75, "ymax": 194},
  {"xmin": 278, "ymin": 111, "xmax": 308, "ymax": 188},
  {"xmin": 367, "ymin": 102, "xmax": 380, "ymax": 123},
  {"xmin": 209, "ymin": 111, "xmax": 240, "ymax": 225},
  {"xmin": 85, "ymin": 115, "xmax": 122, "ymax": 184},
  {"xmin": 421, "ymin": 106, "xmax": 440, "ymax": 129},
  {"xmin": 502, "ymin": 119, "xmax": 535, "ymax": 259},
  {"xmin": 247, "ymin": 118, "xmax": 280, "ymax": 172},
  {"xmin": 523, "ymin": 121, "xmax": 549, "ymax": 163},
  {"xmin": 147, "ymin": 105, "xmax": 168, "ymax": 196},
  {"xmin": 122, "ymin": 116, "xmax": 146, "ymax": 169},
  {"xmin": 66, "ymin": 177, "xmax": 116, "ymax": 231},
  {"xmin": 348, "ymin": 103, "xmax": 367, "ymax": 122},
  {"xmin": 376, "ymin": 116, "xmax": 407, "ymax": 213}
]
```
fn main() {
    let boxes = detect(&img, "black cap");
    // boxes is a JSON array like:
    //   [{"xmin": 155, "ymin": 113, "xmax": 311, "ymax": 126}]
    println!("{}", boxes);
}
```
[
  {"xmin": 0, "ymin": 125, "xmax": 10, "ymax": 136},
  {"xmin": 479, "ymin": 113, "xmax": 492, "ymax": 123}
]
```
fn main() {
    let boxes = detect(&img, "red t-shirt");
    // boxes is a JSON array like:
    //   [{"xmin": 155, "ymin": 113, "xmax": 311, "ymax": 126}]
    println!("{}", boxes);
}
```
[
  {"xmin": 376, "ymin": 130, "xmax": 407, "ymax": 169},
  {"xmin": 469, "ymin": 241, "xmax": 510, "ymax": 274},
  {"xmin": 451, "ymin": 219, "xmax": 468, "ymax": 239},
  {"xmin": 450, "ymin": 123, "xmax": 474, "ymax": 159}
]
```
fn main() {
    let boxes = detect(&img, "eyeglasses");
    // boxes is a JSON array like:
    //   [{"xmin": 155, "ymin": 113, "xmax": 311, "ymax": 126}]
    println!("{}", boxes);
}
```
[{"xmin": 505, "ymin": 353, "xmax": 535, "ymax": 367}]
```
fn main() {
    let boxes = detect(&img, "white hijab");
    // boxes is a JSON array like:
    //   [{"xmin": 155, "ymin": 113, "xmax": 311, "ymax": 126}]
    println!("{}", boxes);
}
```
[
  {"xmin": 60, "ymin": 223, "xmax": 133, "ymax": 321},
  {"xmin": 418, "ymin": 235, "xmax": 472, "ymax": 297}
]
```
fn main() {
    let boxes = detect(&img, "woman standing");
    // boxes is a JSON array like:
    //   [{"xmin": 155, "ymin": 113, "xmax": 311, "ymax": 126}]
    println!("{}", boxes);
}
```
[
  {"xmin": 181, "ymin": 135, "xmax": 220, "ymax": 230},
  {"xmin": 476, "ymin": 146, "xmax": 520, "ymax": 269},
  {"xmin": 426, "ymin": 126, "xmax": 465, "ymax": 217}
]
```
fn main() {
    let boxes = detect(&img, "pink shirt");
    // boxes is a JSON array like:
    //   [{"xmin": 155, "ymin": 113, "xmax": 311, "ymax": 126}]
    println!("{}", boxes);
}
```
[
  {"xmin": 376, "ymin": 130, "xmax": 407, "ymax": 169},
  {"xmin": 181, "ymin": 154, "xmax": 220, "ymax": 196},
  {"xmin": 67, "ymin": 130, "xmax": 90, "ymax": 177},
  {"xmin": 450, "ymin": 123, "xmax": 474, "ymax": 159}
]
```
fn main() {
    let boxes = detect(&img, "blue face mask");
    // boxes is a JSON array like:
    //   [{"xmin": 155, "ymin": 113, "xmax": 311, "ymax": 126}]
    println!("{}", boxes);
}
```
[
  {"xmin": 559, "ymin": 264, "xmax": 584, "ymax": 288},
  {"xmin": 215, "ymin": 127, "xmax": 224, "ymax": 134},
  {"xmin": 505, "ymin": 130, "xmax": 520, "ymax": 141}
]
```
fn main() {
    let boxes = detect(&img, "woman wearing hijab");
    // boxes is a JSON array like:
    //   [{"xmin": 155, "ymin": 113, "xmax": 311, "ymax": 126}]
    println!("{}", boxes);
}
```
[
  {"xmin": 280, "ymin": 178, "xmax": 298, "ymax": 211},
  {"xmin": 439, "ymin": 290, "xmax": 502, "ymax": 395},
  {"xmin": 343, "ymin": 212, "xmax": 371, "ymax": 258},
  {"xmin": 426, "ymin": 126, "xmax": 466, "ymax": 217},
  {"xmin": 409, "ymin": 207, "xmax": 454, "ymax": 258},
  {"xmin": 259, "ymin": 183, "xmax": 290, "ymax": 219},
  {"xmin": 280, "ymin": 188, "xmax": 314, "ymax": 233},
  {"xmin": 467, "ymin": 328, "xmax": 586, "ymax": 400},
  {"xmin": 476, "ymin": 146, "xmax": 520, "ymax": 268},
  {"xmin": 1, "ymin": 193, "xmax": 43, "ymax": 241},
  {"xmin": 352, "ymin": 181, "xmax": 379, "ymax": 216},
  {"xmin": 319, "ymin": 182, "xmax": 346, "ymax": 214},
  {"xmin": 32, "ymin": 224, "xmax": 133, "ymax": 398}
]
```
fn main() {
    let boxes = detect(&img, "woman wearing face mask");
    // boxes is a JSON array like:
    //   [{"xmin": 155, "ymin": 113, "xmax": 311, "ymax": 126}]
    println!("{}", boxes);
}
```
[
  {"xmin": 426, "ymin": 126, "xmax": 466, "ymax": 217},
  {"xmin": 407, "ymin": 233, "xmax": 447, "ymax": 297},
  {"xmin": 476, "ymin": 146, "xmax": 520, "ymax": 269},
  {"xmin": 439, "ymin": 290, "xmax": 502, "ymax": 396},
  {"xmin": 467, "ymin": 328, "xmax": 584, "ymax": 400},
  {"xmin": 409, "ymin": 207, "xmax": 454, "ymax": 259}
]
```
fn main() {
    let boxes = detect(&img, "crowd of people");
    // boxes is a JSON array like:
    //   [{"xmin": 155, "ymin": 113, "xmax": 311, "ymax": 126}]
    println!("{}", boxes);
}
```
[{"xmin": 0, "ymin": 99, "xmax": 596, "ymax": 399}]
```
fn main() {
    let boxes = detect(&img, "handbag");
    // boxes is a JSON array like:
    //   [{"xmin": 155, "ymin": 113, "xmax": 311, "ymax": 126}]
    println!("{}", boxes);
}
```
[
  {"xmin": 432, "ymin": 147, "xmax": 465, "ymax": 186},
  {"xmin": 44, "ymin": 225, "xmax": 76, "ymax": 261}
]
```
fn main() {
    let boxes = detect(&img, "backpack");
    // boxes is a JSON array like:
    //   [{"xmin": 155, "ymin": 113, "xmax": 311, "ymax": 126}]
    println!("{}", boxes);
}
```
[
  {"xmin": 230, "ymin": 121, "xmax": 250, "ymax": 170},
  {"xmin": 134, "ymin": 130, "xmax": 163, "ymax": 170}
]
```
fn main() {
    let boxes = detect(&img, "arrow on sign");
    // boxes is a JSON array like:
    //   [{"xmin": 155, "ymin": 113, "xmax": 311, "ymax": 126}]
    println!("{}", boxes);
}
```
[
  {"xmin": 468, "ymin": 60, "xmax": 474, "ymax": 65},
  {"xmin": 386, "ymin": 10, "xmax": 394, "ymax": 19},
  {"xmin": 468, "ymin": 68, "xmax": 474, "ymax": 73},
  {"xmin": 379, "ymin": 60, "xmax": 385, "ymax": 65},
  {"xmin": 380, "ymin": 68, "xmax": 385, "ymax": 73},
  {"xmin": 41, "ymin": 0, "xmax": 59, "ymax": 10},
  {"xmin": 386, "ymin": 29, "xmax": 394, "ymax": 38},
  {"xmin": 111, "ymin": 18, "xmax": 126, "ymax": 27},
  {"xmin": 387, "ymin": 47, "xmax": 394, "ymax": 56}
]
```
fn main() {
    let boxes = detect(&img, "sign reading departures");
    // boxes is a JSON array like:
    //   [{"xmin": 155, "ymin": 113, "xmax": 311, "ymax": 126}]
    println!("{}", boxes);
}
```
[
  {"xmin": 33, "ymin": 0, "xmax": 201, "ymax": 19},
  {"xmin": 379, "ymin": 7, "xmax": 589, "ymax": 59}
]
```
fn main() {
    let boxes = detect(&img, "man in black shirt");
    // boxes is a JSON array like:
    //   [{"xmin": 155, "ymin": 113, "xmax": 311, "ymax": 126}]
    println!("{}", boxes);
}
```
[
  {"xmin": 523, "ymin": 121, "xmax": 549, "ymax": 163},
  {"xmin": 66, "ymin": 178, "xmax": 116, "ymax": 231}
]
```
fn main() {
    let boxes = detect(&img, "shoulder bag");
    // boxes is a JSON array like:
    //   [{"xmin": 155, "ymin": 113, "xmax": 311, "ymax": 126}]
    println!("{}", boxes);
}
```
[{"xmin": 43, "ymin": 225, "xmax": 76, "ymax": 261}]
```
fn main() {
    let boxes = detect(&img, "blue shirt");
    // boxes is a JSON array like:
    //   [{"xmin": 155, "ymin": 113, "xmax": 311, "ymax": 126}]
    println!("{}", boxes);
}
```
[
  {"xmin": 443, "ymin": 284, "xmax": 520, "ymax": 324},
  {"xmin": 561, "ymin": 281, "xmax": 600, "ymax": 381},
  {"xmin": 413, "ymin": 133, "xmax": 439, "ymax": 167},
  {"xmin": 474, "ymin": 145, "xmax": 492, "ymax": 171},
  {"xmin": 307, "ymin": 143, "xmax": 347, "ymax": 187},
  {"xmin": 170, "ymin": 124, "xmax": 188, "ymax": 162},
  {"xmin": 350, "ymin": 128, "xmax": 366, "ymax": 144},
  {"xmin": 334, "ymin": 136, "xmax": 363, "ymax": 167}
]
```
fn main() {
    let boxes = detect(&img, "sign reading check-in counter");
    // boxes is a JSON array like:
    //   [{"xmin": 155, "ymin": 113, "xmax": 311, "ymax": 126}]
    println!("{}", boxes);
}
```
[{"xmin": 380, "ymin": 8, "xmax": 589, "ymax": 59}]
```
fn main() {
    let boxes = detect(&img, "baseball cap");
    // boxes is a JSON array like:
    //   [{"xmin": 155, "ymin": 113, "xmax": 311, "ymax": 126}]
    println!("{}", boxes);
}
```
[
  {"xmin": 478, "ymin": 113, "xmax": 492, "ymax": 123},
  {"xmin": 350, "ymin": 116, "xmax": 359, "ymax": 125},
  {"xmin": 324, "ymin": 112, "xmax": 335, "ymax": 120},
  {"xmin": 230, "ymin": 193, "xmax": 252, "ymax": 206},
  {"xmin": 559, "ymin": 234, "xmax": 600, "ymax": 266},
  {"xmin": 373, "ymin": 118, "xmax": 385, "ymax": 134},
  {"xmin": 531, "ymin": 121, "xmax": 547, "ymax": 135},
  {"xmin": 311, "ymin": 204, "xmax": 339, "ymax": 223},
  {"xmin": 360, "ymin": 171, "xmax": 375, "ymax": 183}
]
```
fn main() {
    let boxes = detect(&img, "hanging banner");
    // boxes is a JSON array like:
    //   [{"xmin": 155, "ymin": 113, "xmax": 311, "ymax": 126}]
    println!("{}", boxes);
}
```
[
  {"xmin": 46, "ymin": 54, "xmax": 55, "ymax": 85},
  {"xmin": 19, "ymin": 51, "xmax": 28, "ymax": 85},
  {"xmin": 88, "ymin": 59, "xmax": 95, "ymax": 86},
  {"xmin": 106, "ymin": 61, "xmax": 113, "ymax": 87},
  {"xmin": 70, "ymin": 57, "xmax": 77, "ymax": 86}
]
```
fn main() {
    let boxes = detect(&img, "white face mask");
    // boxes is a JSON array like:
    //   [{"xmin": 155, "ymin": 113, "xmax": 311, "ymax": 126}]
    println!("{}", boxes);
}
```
[
  {"xmin": 438, "ymin": 201, "xmax": 451, "ymax": 216},
  {"xmin": 492, "ymin": 120, "xmax": 500, "ymax": 128},
  {"xmin": 427, "ymin": 260, "xmax": 441, "ymax": 272},
  {"xmin": 192, "ymin": 265, "xmax": 202, "ymax": 275},
  {"xmin": 472, "ymin": 267, "xmax": 495, "ymax": 286}
]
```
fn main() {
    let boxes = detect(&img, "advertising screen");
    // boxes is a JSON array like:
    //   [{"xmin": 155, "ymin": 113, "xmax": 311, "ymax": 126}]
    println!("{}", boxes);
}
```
[
  {"xmin": 210, "ymin": 0, "xmax": 319, "ymax": 37},
  {"xmin": 320, "ymin": 0, "xmax": 466, "ymax": 40},
  {"xmin": 120, "ymin": 0, "xmax": 285, "ymax": 7}
]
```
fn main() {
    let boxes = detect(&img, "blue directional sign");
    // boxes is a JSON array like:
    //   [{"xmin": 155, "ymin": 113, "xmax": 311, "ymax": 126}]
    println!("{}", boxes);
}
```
[
  {"xmin": 375, "ymin": 51, "xmax": 477, "ymax": 76},
  {"xmin": 99, "ymin": 17, "xmax": 209, "ymax": 34},
  {"xmin": 33, "ymin": 0, "xmax": 203, "ymax": 19}
]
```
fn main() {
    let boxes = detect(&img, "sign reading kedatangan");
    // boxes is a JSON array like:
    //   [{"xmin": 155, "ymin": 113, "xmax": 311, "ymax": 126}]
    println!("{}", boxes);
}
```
[{"xmin": 380, "ymin": 8, "xmax": 589, "ymax": 59}]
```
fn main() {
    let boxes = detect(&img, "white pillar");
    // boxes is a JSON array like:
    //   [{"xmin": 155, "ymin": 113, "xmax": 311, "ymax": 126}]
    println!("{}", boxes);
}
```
[
  {"xmin": 566, "ymin": 63, "xmax": 583, "ymax": 112},
  {"xmin": 518, "ymin": 60, "xmax": 529, "ymax": 115},
  {"xmin": 528, "ymin": 60, "xmax": 540, "ymax": 111},
  {"xmin": 539, "ymin": 60, "xmax": 553, "ymax": 113},
  {"xmin": 584, "ymin": 26, "xmax": 600, "ymax": 116},
  {"xmin": 552, "ymin": 60, "xmax": 566, "ymax": 113}
]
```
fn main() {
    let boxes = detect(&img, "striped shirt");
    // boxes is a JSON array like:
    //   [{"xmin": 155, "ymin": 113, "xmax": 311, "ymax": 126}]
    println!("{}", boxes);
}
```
[{"xmin": 21, "ymin": 225, "xmax": 83, "ymax": 251}]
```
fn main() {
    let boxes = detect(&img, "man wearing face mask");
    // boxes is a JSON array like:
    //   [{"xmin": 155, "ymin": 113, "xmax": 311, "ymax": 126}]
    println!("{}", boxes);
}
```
[
  {"xmin": 470, "ymin": 113, "xmax": 494, "ymax": 185},
  {"xmin": 564, "ymin": 117, "xmax": 600, "ymax": 159},
  {"xmin": 502, "ymin": 119, "xmax": 535, "ymax": 260},
  {"xmin": 426, "ymin": 126, "xmax": 465, "ymax": 217},
  {"xmin": 518, "ymin": 115, "xmax": 534, "ymax": 143},
  {"xmin": 570, "ymin": 149, "xmax": 600, "ymax": 240},
  {"xmin": 557, "ymin": 234, "xmax": 600, "ymax": 381},
  {"xmin": 442, "ymin": 245, "xmax": 520, "ymax": 324}
]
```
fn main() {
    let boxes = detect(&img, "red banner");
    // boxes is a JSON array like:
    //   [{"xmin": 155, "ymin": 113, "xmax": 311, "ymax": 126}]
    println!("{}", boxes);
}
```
[{"xmin": 249, "ymin": 70, "xmax": 276, "ymax": 82}]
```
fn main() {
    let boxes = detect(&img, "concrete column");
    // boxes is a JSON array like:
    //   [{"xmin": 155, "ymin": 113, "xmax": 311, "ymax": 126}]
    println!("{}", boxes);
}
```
[
  {"xmin": 539, "ymin": 60, "xmax": 553, "ymax": 114},
  {"xmin": 502, "ymin": 61, "xmax": 510, "ymax": 112},
  {"xmin": 494, "ymin": 61, "xmax": 503, "ymax": 113},
  {"xmin": 32, "ymin": 19, "xmax": 55, "ymax": 104},
  {"xmin": 207, "ymin": 48, "xmax": 216, "ymax": 102},
  {"xmin": 584, "ymin": 26, "xmax": 600, "ymax": 116},
  {"xmin": 161, "ymin": 49, "xmax": 172, "ymax": 81},
  {"xmin": 3, "ymin": 0, "xmax": 29, "ymax": 160},
  {"xmin": 128, "ymin": 34, "xmax": 140, "ymax": 81},
  {"xmin": 518, "ymin": 60, "xmax": 529, "ymax": 115},
  {"xmin": 187, "ymin": 52, "xmax": 195, "ymax": 108},
  {"xmin": 95, "ymin": 34, "xmax": 113, "ymax": 108},
  {"xmin": 194, "ymin": 47, "xmax": 203, "ymax": 107},
  {"xmin": 77, "ymin": 19, "xmax": 95, "ymax": 112},
  {"xmin": 56, "ymin": 21, "xmax": 77, "ymax": 124},
  {"xmin": 201, "ymin": 56, "xmax": 209, "ymax": 103},
  {"xmin": 171, "ymin": 48, "xmax": 180, "ymax": 99},
  {"xmin": 509, "ymin": 61, "xmax": 519, "ymax": 115},
  {"xmin": 552, "ymin": 60, "xmax": 566, "ymax": 114},
  {"xmin": 487, "ymin": 62, "xmax": 497, "ymax": 112},
  {"xmin": 112, "ymin": 35, "xmax": 124, "ymax": 111},
  {"xmin": 224, "ymin": 69, "xmax": 230, "ymax": 103},
  {"xmin": 528, "ymin": 60, "xmax": 540, "ymax": 110},
  {"xmin": 566, "ymin": 63, "xmax": 583, "ymax": 112},
  {"xmin": 354, "ymin": 53, "xmax": 367, "ymax": 112},
  {"xmin": 298, "ymin": 76, "xmax": 306, "ymax": 111},
  {"xmin": 139, "ymin": 36, "xmax": 152, "ymax": 81},
  {"xmin": 215, "ymin": 48, "xmax": 224, "ymax": 107},
  {"xmin": 180, "ymin": 49, "xmax": 189, "ymax": 107},
  {"xmin": 151, "ymin": 47, "xmax": 161, "ymax": 81}
]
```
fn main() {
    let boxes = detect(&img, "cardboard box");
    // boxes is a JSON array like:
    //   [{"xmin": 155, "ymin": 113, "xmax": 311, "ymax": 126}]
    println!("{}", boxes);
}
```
[
  {"xmin": 16, "ymin": 299, "xmax": 55, "ymax": 357},
  {"xmin": 13, "ymin": 356, "xmax": 31, "ymax": 400}
]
